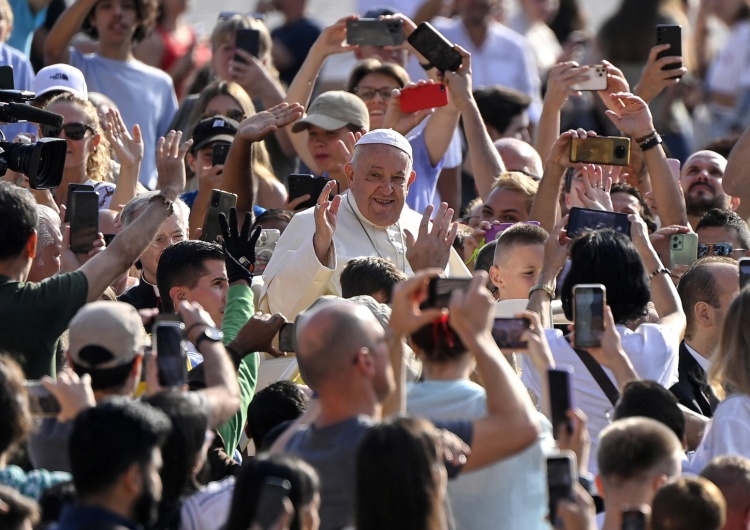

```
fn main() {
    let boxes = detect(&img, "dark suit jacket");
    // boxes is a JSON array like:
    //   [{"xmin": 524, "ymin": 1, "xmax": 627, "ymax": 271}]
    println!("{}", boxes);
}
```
[
  {"xmin": 118, "ymin": 279, "xmax": 159, "ymax": 333},
  {"xmin": 669, "ymin": 341, "xmax": 718, "ymax": 417}
]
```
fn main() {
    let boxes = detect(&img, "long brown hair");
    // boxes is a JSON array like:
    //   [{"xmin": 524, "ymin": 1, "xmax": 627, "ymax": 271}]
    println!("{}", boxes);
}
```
[{"xmin": 710, "ymin": 287, "xmax": 750, "ymax": 399}]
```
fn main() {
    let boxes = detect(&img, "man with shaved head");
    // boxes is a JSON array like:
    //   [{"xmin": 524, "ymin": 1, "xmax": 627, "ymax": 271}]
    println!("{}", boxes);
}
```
[
  {"xmin": 494, "ymin": 137, "xmax": 544, "ymax": 180},
  {"xmin": 277, "ymin": 272, "xmax": 540, "ymax": 530}
]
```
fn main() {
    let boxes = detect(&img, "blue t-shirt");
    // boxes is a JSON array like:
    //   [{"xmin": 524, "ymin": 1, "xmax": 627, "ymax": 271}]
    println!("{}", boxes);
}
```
[
  {"xmin": 406, "ymin": 126, "xmax": 445, "ymax": 213},
  {"xmin": 180, "ymin": 189, "xmax": 266, "ymax": 219},
  {"xmin": 0, "ymin": 43, "xmax": 35, "ymax": 141},
  {"xmin": 7, "ymin": 0, "xmax": 46, "ymax": 56},
  {"xmin": 271, "ymin": 17, "xmax": 322, "ymax": 86}
]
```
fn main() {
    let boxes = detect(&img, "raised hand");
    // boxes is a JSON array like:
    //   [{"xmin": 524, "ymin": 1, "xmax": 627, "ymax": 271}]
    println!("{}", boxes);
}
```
[
  {"xmin": 219, "ymin": 207, "xmax": 262, "ymax": 283},
  {"xmin": 448, "ymin": 271, "xmax": 494, "ymax": 341},
  {"xmin": 545, "ymin": 62, "xmax": 589, "ymax": 110},
  {"xmin": 574, "ymin": 164, "xmax": 614, "ymax": 211},
  {"xmin": 604, "ymin": 92, "xmax": 655, "ymax": 139},
  {"xmin": 547, "ymin": 129, "xmax": 593, "ymax": 168},
  {"xmin": 333, "ymin": 130, "xmax": 363, "ymax": 176},
  {"xmin": 596, "ymin": 61, "xmax": 630, "ymax": 113},
  {"xmin": 635, "ymin": 44, "xmax": 687, "ymax": 103},
  {"xmin": 229, "ymin": 310, "xmax": 287, "ymax": 358},
  {"xmin": 388, "ymin": 268, "xmax": 446, "ymax": 337},
  {"xmin": 238, "ymin": 102, "xmax": 304, "ymax": 143},
  {"xmin": 405, "ymin": 203, "xmax": 458, "ymax": 272},
  {"xmin": 156, "ymin": 130, "xmax": 192, "ymax": 199},
  {"xmin": 312, "ymin": 16, "xmax": 358, "ymax": 58},
  {"xmin": 443, "ymin": 45, "xmax": 473, "ymax": 111},
  {"xmin": 383, "ymin": 81, "xmax": 436, "ymax": 134},
  {"xmin": 105, "ymin": 108, "xmax": 144, "ymax": 171},
  {"xmin": 312, "ymin": 180, "xmax": 341, "ymax": 265}
]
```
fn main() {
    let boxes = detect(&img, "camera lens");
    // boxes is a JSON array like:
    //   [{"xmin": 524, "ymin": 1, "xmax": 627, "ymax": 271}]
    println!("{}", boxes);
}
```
[{"xmin": 615, "ymin": 145, "xmax": 627, "ymax": 158}]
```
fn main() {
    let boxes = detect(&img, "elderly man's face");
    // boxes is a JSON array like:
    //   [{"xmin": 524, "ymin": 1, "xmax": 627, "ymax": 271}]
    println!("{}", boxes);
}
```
[
  {"xmin": 346, "ymin": 144, "xmax": 414, "ymax": 227},
  {"xmin": 680, "ymin": 151, "xmax": 729, "ymax": 217},
  {"xmin": 28, "ymin": 222, "xmax": 62, "ymax": 282}
]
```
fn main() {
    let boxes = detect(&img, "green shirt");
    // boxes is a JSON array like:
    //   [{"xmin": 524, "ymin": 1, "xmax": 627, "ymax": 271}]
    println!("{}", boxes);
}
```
[
  {"xmin": 0, "ymin": 271, "xmax": 88, "ymax": 378},
  {"xmin": 217, "ymin": 283, "xmax": 259, "ymax": 453}
]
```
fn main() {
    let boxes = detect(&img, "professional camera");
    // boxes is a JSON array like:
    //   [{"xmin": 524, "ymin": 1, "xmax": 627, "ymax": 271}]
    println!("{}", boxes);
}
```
[{"xmin": 0, "ymin": 89, "xmax": 67, "ymax": 189}]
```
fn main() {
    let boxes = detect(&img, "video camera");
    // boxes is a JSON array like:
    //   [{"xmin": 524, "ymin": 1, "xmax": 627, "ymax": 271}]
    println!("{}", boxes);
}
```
[{"xmin": 0, "ymin": 89, "xmax": 67, "ymax": 189}]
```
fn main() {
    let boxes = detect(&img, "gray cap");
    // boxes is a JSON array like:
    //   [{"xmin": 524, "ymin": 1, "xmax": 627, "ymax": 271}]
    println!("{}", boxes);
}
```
[{"xmin": 292, "ymin": 91, "xmax": 370, "ymax": 133}]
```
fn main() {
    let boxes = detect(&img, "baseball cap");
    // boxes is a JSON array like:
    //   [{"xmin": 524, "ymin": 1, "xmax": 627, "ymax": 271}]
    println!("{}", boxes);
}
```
[
  {"xmin": 32, "ymin": 64, "xmax": 88, "ymax": 99},
  {"xmin": 291, "ymin": 91, "xmax": 370, "ymax": 133},
  {"xmin": 354, "ymin": 128, "xmax": 412, "ymax": 159},
  {"xmin": 68, "ymin": 301, "xmax": 146, "ymax": 388},
  {"xmin": 190, "ymin": 115, "xmax": 239, "ymax": 153}
]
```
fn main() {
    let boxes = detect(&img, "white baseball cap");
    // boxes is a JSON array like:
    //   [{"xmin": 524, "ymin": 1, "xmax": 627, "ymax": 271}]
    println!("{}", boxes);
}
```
[
  {"xmin": 32, "ymin": 64, "xmax": 88, "ymax": 99},
  {"xmin": 354, "ymin": 128, "xmax": 412, "ymax": 159}
]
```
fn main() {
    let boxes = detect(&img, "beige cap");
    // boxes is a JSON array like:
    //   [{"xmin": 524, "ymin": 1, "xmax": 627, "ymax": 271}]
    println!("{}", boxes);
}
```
[{"xmin": 292, "ymin": 91, "xmax": 370, "ymax": 133}]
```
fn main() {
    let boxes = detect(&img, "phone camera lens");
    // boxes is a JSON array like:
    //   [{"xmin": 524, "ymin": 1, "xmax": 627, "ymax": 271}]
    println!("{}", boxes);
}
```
[
  {"xmin": 615, "ymin": 145, "xmax": 627, "ymax": 157},
  {"xmin": 672, "ymin": 243, "xmax": 678, "ymax": 249}
]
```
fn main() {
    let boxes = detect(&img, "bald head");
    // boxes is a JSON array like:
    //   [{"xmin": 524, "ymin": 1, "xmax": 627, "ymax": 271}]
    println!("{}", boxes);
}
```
[
  {"xmin": 296, "ymin": 300, "xmax": 383, "ymax": 390},
  {"xmin": 494, "ymin": 138, "xmax": 543, "ymax": 179}
]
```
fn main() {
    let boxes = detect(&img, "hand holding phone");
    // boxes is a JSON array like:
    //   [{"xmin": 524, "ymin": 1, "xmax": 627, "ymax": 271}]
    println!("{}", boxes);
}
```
[
  {"xmin": 570, "ymin": 136, "xmax": 630, "ymax": 166},
  {"xmin": 346, "ymin": 18, "xmax": 403, "ymax": 46},
  {"xmin": 571, "ymin": 65, "xmax": 608, "ymax": 91},
  {"xmin": 212, "ymin": 143, "xmax": 230, "ymax": 166},
  {"xmin": 548, "ymin": 367, "xmax": 573, "ymax": 439},
  {"xmin": 154, "ymin": 321, "xmax": 188, "ymax": 388},
  {"xmin": 399, "ymin": 83, "xmax": 449, "ymax": 113},
  {"xmin": 422, "ymin": 278, "xmax": 472, "ymax": 309},
  {"xmin": 278, "ymin": 322, "xmax": 295, "ymax": 352},
  {"xmin": 68, "ymin": 190, "xmax": 100, "ymax": 253},
  {"xmin": 407, "ymin": 22, "xmax": 462, "ymax": 72},
  {"xmin": 567, "ymin": 207, "xmax": 631, "ymax": 239},
  {"xmin": 287, "ymin": 174, "xmax": 334, "ymax": 211},
  {"xmin": 573, "ymin": 284, "xmax": 606, "ymax": 348},
  {"xmin": 24, "ymin": 381, "xmax": 61, "ymax": 417},
  {"xmin": 547, "ymin": 452, "xmax": 577, "ymax": 527},
  {"xmin": 656, "ymin": 24, "xmax": 682, "ymax": 77},
  {"xmin": 491, "ymin": 317, "xmax": 530, "ymax": 349},
  {"xmin": 235, "ymin": 28, "xmax": 261, "ymax": 62}
]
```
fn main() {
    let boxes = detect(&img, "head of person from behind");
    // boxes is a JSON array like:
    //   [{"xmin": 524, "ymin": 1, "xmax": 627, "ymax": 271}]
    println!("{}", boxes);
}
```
[
  {"xmin": 345, "ymin": 129, "xmax": 415, "ymax": 228},
  {"xmin": 156, "ymin": 240, "xmax": 228, "ymax": 326},
  {"xmin": 291, "ymin": 91, "xmax": 369, "ymax": 176}
]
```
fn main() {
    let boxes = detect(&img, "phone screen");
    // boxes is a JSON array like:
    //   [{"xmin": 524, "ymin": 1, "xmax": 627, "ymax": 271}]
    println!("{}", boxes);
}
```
[
  {"xmin": 278, "ymin": 322, "xmax": 295, "ymax": 352},
  {"xmin": 407, "ymin": 22, "xmax": 462, "ymax": 72},
  {"xmin": 548, "ymin": 367, "xmax": 573, "ymax": 439},
  {"xmin": 621, "ymin": 509, "xmax": 647, "ymax": 530},
  {"xmin": 547, "ymin": 454, "xmax": 576, "ymax": 525},
  {"xmin": 574, "ymin": 285, "xmax": 605, "ymax": 348},
  {"xmin": 69, "ymin": 191, "xmax": 100, "ymax": 253},
  {"xmin": 567, "ymin": 207, "xmax": 631, "ymax": 239},
  {"xmin": 491, "ymin": 318, "xmax": 529, "ymax": 349},
  {"xmin": 24, "ymin": 381, "xmax": 61, "ymax": 417},
  {"xmin": 155, "ymin": 323, "xmax": 187, "ymax": 388},
  {"xmin": 425, "ymin": 278, "xmax": 471, "ymax": 309},
  {"xmin": 740, "ymin": 258, "xmax": 750, "ymax": 289}
]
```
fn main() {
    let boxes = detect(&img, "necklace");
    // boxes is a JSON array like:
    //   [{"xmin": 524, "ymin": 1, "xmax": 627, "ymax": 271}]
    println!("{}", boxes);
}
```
[{"xmin": 347, "ymin": 198, "xmax": 407, "ymax": 272}]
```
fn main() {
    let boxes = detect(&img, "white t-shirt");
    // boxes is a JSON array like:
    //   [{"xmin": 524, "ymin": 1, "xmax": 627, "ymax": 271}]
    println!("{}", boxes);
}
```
[
  {"xmin": 407, "ymin": 379, "xmax": 556, "ymax": 530},
  {"xmin": 522, "ymin": 324, "xmax": 680, "ymax": 474},
  {"xmin": 179, "ymin": 475, "xmax": 235, "ymax": 530},
  {"xmin": 706, "ymin": 20, "xmax": 750, "ymax": 105},
  {"xmin": 691, "ymin": 394, "xmax": 750, "ymax": 473}
]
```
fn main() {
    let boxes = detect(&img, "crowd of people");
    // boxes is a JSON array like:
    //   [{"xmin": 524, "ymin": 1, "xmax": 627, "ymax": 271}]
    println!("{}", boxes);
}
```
[{"xmin": 2, "ymin": 0, "xmax": 750, "ymax": 528}]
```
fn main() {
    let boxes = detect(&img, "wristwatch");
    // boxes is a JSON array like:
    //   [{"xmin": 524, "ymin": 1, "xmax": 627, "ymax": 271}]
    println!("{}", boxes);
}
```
[{"xmin": 193, "ymin": 326, "xmax": 224, "ymax": 350}]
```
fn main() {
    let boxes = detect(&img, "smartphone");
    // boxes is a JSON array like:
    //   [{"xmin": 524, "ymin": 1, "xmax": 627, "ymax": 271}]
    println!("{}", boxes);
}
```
[
  {"xmin": 669, "ymin": 233, "xmax": 698, "ymax": 268},
  {"xmin": 278, "ymin": 322, "xmax": 295, "ymax": 352},
  {"xmin": 570, "ymin": 136, "xmax": 630, "ymax": 166},
  {"xmin": 201, "ymin": 189, "xmax": 237, "ymax": 243},
  {"xmin": 24, "ymin": 381, "xmax": 61, "ymax": 417},
  {"xmin": 346, "ymin": 18, "xmax": 403, "ymax": 46},
  {"xmin": 255, "ymin": 477, "xmax": 292, "ymax": 529},
  {"xmin": 484, "ymin": 223, "xmax": 505, "ymax": 242},
  {"xmin": 287, "ymin": 174, "xmax": 334, "ymax": 211},
  {"xmin": 740, "ymin": 257, "xmax": 750, "ymax": 289},
  {"xmin": 407, "ymin": 22, "xmax": 462, "ymax": 72},
  {"xmin": 235, "ymin": 28, "xmax": 261, "ymax": 62},
  {"xmin": 548, "ymin": 367, "xmax": 573, "ymax": 439},
  {"xmin": 621, "ymin": 508, "xmax": 648, "ymax": 530},
  {"xmin": 656, "ymin": 24, "xmax": 682, "ymax": 77},
  {"xmin": 491, "ymin": 317, "xmax": 530, "ymax": 349},
  {"xmin": 0, "ymin": 65, "xmax": 14, "ymax": 90},
  {"xmin": 68, "ymin": 190, "xmax": 99, "ymax": 253},
  {"xmin": 567, "ymin": 207, "xmax": 631, "ymax": 239},
  {"xmin": 399, "ymin": 83, "xmax": 449, "ymax": 113},
  {"xmin": 212, "ymin": 143, "xmax": 230, "ymax": 166},
  {"xmin": 573, "ymin": 284, "xmax": 606, "ymax": 349},
  {"xmin": 255, "ymin": 228, "xmax": 280, "ymax": 275},
  {"xmin": 423, "ymin": 278, "xmax": 472, "ymax": 309},
  {"xmin": 571, "ymin": 64, "xmax": 608, "ymax": 91},
  {"xmin": 154, "ymin": 321, "xmax": 187, "ymax": 388},
  {"xmin": 547, "ymin": 452, "xmax": 577, "ymax": 526},
  {"xmin": 65, "ymin": 183, "xmax": 95, "ymax": 221}
]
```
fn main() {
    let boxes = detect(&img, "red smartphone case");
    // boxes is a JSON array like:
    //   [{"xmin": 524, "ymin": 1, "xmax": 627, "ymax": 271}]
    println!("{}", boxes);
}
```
[{"xmin": 400, "ymin": 83, "xmax": 449, "ymax": 113}]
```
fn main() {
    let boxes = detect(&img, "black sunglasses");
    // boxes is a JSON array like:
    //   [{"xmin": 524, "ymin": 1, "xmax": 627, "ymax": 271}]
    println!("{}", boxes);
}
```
[
  {"xmin": 41, "ymin": 122, "xmax": 96, "ymax": 140},
  {"xmin": 697, "ymin": 242, "xmax": 747, "ymax": 258}
]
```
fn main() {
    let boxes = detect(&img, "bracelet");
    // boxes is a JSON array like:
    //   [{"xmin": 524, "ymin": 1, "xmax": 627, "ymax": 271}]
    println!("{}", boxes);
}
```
[
  {"xmin": 639, "ymin": 134, "xmax": 663, "ymax": 152},
  {"xmin": 529, "ymin": 283, "xmax": 555, "ymax": 299},
  {"xmin": 184, "ymin": 322, "xmax": 207, "ymax": 340},
  {"xmin": 635, "ymin": 130, "xmax": 657, "ymax": 143},
  {"xmin": 420, "ymin": 61, "xmax": 434, "ymax": 71},
  {"xmin": 149, "ymin": 193, "xmax": 174, "ymax": 216},
  {"xmin": 650, "ymin": 267, "xmax": 670, "ymax": 278}
]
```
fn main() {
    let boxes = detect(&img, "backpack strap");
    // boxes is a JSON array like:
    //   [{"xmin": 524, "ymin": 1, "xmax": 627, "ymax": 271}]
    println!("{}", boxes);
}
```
[{"xmin": 571, "ymin": 346, "xmax": 620, "ymax": 406}]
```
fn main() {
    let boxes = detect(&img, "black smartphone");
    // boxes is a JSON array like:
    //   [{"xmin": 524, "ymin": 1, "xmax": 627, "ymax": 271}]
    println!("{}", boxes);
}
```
[
  {"xmin": 423, "ymin": 278, "xmax": 472, "ymax": 309},
  {"xmin": 573, "ymin": 284, "xmax": 606, "ymax": 349},
  {"xmin": 346, "ymin": 18, "xmax": 404, "ymax": 46},
  {"xmin": 278, "ymin": 322, "xmax": 295, "ymax": 352},
  {"xmin": 621, "ymin": 508, "xmax": 647, "ymax": 530},
  {"xmin": 407, "ymin": 22, "xmax": 462, "ymax": 72},
  {"xmin": 287, "ymin": 174, "xmax": 334, "ymax": 211},
  {"xmin": 255, "ymin": 477, "xmax": 292, "ymax": 529},
  {"xmin": 212, "ymin": 143, "xmax": 231, "ymax": 166},
  {"xmin": 740, "ymin": 257, "xmax": 750, "ymax": 289},
  {"xmin": 491, "ymin": 317, "xmax": 530, "ymax": 349},
  {"xmin": 154, "ymin": 321, "xmax": 187, "ymax": 388},
  {"xmin": 570, "ymin": 136, "xmax": 631, "ymax": 166},
  {"xmin": 547, "ymin": 452, "xmax": 577, "ymax": 527},
  {"xmin": 548, "ymin": 367, "xmax": 573, "ymax": 439},
  {"xmin": 65, "ymin": 183, "xmax": 95, "ymax": 222},
  {"xmin": 235, "ymin": 28, "xmax": 261, "ymax": 61},
  {"xmin": 24, "ymin": 381, "xmax": 61, "ymax": 417},
  {"xmin": 0, "ymin": 65, "xmax": 14, "ymax": 90},
  {"xmin": 656, "ymin": 24, "xmax": 682, "ymax": 77},
  {"xmin": 68, "ymin": 190, "xmax": 99, "ymax": 253},
  {"xmin": 201, "ymin": 189, "xmax": 237, "ymax": 243},
  {"xmin": 567, "ymin": 207, "xmax": 631, "ymax": 239}
]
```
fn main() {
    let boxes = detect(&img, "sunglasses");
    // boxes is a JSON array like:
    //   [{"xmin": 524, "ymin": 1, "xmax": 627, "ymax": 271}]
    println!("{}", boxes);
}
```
[
  {"xmin": 41, "ymin": 123, "xmax": 96, "ymax": 141},
  {"xmin": 697, "ymin": 242, "xmax": 748, "ymax": 258},
  {"xmin": 218, "ymin": 11, "xmax": 265, "ymax": 21}
]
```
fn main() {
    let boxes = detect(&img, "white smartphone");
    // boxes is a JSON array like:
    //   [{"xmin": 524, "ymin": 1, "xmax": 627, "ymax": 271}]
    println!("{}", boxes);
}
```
[{"xmin": 571, "ymin": 65, "xmax": 608, "ymax": 91}]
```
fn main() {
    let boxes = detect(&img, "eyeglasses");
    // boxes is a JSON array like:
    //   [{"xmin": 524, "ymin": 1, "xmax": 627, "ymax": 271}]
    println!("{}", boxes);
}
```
[
  {"xmin": 41, "ymin": 123, "xmax": 96, "ymax": 141},
  {"xmin": 150, "ymin": 232, "xmax": 186, "ymax": 248},
  {"xmin": 697, "ymin": 242, "xmax": 748, "ymax": 258},
  {"xmin": 353, "ymin": 86, "xmax": 397, "ymax": 100}
]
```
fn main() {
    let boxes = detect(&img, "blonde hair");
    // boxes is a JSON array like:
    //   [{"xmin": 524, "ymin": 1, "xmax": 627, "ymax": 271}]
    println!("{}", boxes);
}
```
[
  {"xmin": 45, "ymin": 92, "xmax": 112, "ymax": 183},
  {"xmin": 0, "ymin": 0, "xmax": 13, "ymax": 30},
  {"xmin": 490, "ymin": 171, "xmax": 539, "ymax": 213},
  {"xmin": 710, "ymin": 288, "xmax": 750, "ymax": 399},
  {"xmin": 210, "ymin": 15, "xmax": 278, "ymax": 79}
]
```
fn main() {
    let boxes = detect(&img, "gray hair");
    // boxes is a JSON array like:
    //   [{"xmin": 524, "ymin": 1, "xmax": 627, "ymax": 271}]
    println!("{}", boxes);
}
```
[
  {"xmin": 36, "ymin": 205, "xmax": 61, "ymax": 250},
  {"xmin": 120, "ymin": 191, "xmax": 189, "ymax": 231}
]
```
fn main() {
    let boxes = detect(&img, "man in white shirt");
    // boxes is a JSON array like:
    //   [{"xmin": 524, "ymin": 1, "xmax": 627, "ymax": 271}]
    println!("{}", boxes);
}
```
[
  {"xmin": 260, "ymin": 129, "xmax": 470, "ymax": 318},
  {"xmin": 671, "ymin": 257, "xmax": 739, "ymax": 417}
]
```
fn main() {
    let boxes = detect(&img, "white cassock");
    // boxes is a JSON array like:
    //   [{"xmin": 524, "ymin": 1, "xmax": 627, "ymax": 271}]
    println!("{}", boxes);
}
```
[{"xmin": 259, "ymin": 191, "xmax": 471, "ymax": 318}]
